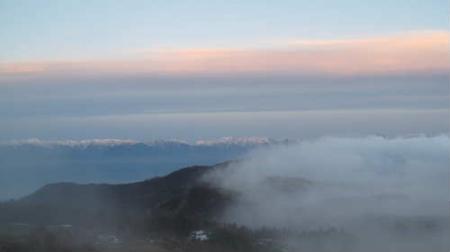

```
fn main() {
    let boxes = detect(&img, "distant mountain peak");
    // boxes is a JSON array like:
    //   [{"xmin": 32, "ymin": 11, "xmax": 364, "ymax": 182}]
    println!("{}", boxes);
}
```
[{"xmin": 195, "ymin": 136, "xmax": 274, "ymax": 146}]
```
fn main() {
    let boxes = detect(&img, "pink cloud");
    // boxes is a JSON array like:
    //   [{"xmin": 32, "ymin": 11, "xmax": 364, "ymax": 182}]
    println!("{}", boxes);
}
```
[{"xmin": 1, "ymin": 31, "xmax": 448, "ymax": 77}]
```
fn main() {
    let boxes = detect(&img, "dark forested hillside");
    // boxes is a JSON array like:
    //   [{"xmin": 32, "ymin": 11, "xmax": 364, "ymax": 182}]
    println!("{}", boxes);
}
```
[{"xmin": 0, "ymin": 163, "xmax": 233, "ymax": 229}]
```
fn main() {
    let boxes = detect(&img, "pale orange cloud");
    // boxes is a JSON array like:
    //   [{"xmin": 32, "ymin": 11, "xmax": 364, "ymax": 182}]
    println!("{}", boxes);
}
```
[
  {"xmin": 1, "ymin": 31, "xmax": 448, "ymax": 77},
  {"xmin": 0, "ymin": 62, "xmax": 49, "ymax": 75}
]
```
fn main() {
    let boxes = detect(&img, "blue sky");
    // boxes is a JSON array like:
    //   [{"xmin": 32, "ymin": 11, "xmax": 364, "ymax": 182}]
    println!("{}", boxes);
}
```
[
  {"xmin": 0, "ymin": 0, "xmax": 449, "ymax": 141},
  {"xmin": 1, "ymin": 0, "xmax": 448, "ymax": 61}
]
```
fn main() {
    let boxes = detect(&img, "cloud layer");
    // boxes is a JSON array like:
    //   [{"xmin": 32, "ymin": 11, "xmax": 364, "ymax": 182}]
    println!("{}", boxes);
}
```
[
  {"xmin": 206, "ymin": 135, "xmax": 449, "ymax": 227},
  {"xmin": 205, "ymin": 135, "xmax": 450, "ymax": 250},
  {"xmin": 1, "ymin": 31, "xmax": 448, "ymax": 77}
]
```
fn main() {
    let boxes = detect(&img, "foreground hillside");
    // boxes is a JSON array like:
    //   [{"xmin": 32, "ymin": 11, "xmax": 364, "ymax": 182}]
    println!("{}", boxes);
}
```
[{"xmin": 0, "ymin": 163, "xmax": 230, "ymax": 228}]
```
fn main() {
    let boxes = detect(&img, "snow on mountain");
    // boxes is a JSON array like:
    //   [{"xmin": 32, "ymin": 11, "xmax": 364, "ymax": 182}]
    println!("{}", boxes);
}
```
[
  {"xmin": 195, "ymin": 136, "xmax": 274, "ymax": 146},
  {"xmin": 3, "ymin": 138, "xmax": 139, "ymax": 148},
  {"xmin": 2, "ymin": 137, "xmax": 280, "ymax": 148}
]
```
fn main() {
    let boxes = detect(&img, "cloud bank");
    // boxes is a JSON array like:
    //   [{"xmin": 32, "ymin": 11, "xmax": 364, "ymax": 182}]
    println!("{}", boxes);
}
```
[
  {"xmin": 208, "ymin": 135, "xmax": 449, "ymax": 227},
  {"xmin": 205, "ymin": 135, "xmax": 449, "ymax": 250},
  {"xmin": 205, "ymin": 135, "xmax": 450, "ymax": 244}
]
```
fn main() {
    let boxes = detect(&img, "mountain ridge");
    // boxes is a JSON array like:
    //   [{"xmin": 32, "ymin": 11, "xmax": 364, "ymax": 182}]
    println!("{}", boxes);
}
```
[
  {"xmin": 2, "ymin": 136, "xmax": 289, "ymax": 148},
  {"xmin": 0, "ymin": 163, "xmax": 235, "ymax": 229}
]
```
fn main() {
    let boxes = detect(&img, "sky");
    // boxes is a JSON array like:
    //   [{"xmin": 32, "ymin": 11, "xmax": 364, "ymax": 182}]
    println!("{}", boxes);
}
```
[{"xmin": 0, "ymin": 0, "xmax": 449, "ymax": 141}]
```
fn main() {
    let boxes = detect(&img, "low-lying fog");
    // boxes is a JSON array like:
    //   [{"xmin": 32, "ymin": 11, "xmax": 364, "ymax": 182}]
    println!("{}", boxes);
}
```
[{"xmin": 205, "ymin": 135, "xmax": 450, "ymax": 251}]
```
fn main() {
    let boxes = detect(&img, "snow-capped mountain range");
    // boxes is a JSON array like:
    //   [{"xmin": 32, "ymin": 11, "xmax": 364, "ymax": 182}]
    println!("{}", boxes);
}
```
[
  {"xmin": 0, "ymin": 137, "xmax": 287, "ymax": 200},
  {"xmin": 3, "ymin": 136, "xmax": 279, "ymax": 148}
]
